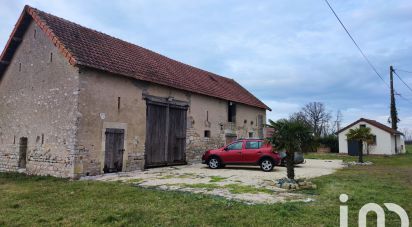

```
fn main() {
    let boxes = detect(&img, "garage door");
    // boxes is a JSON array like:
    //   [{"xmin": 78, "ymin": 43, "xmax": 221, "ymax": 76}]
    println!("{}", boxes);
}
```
[
  {"xmin": 347, "ymin": 140, "xmax": 361, "ymax": 156},
  {"xmin": 145, "ymin": 98, "xmax": 188, "ymax": 167}
]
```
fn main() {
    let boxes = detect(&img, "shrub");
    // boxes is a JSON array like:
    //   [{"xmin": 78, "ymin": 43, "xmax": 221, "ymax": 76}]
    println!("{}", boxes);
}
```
[{"xmin": 316, "ymin": 135, "xmax": 338, "ymax": 153}]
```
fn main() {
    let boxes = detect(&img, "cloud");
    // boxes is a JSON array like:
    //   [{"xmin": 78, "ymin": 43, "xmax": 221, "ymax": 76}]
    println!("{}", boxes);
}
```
[
  {"xmin": 1, "ymin": 0, "xmax": 412, "ymax": 129},
  {"xmin": 264, "ymin": 100, "xmax": 301, "ymax": 121}
]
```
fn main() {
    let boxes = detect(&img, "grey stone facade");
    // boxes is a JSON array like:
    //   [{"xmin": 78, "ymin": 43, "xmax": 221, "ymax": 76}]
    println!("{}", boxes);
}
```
[{"xmin": 0, "ymin": 21, "xmax": 80, "ymax": 178}]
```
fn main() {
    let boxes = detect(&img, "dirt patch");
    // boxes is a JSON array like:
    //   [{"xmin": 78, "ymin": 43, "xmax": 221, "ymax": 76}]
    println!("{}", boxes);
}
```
[{"xmin": 83, "ymin": 159, "xmax": 343, "ymax": 204}]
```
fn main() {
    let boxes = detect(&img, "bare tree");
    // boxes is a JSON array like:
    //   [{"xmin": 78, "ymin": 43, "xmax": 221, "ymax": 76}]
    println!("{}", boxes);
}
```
[
  {"xmin": 400, "ymin": 128, "xmax": 412, "ymax": 142},
  {"xmin": 298, "ymin": 102, "xmax": 332, "ymax": 137},
  {"xmin": 290, "ymin": 111, "xmax": 309, "ymax": 125}
]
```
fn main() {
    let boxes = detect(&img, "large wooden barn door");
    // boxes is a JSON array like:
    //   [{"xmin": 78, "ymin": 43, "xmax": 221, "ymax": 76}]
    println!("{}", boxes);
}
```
[
  {"xmin": 167, "ymin": 105, "xmax": 187, "ymax": 163},
  {"xmin": 104, "ymin": 128, "xmax": 125, "ymax": 173},
  {"xmin": 145, "ymin": 103, "xmax": 168, "ymax": 166},
  {"xmin": 145, "ymin": 97, "xmax": 188, "ymax": 168}
]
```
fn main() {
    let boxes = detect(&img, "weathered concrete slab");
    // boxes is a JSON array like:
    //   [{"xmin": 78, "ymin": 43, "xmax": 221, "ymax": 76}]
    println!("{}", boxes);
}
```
[{"xmin": 83, "ymin": 159, "xmax": 344, "ymax": 204}]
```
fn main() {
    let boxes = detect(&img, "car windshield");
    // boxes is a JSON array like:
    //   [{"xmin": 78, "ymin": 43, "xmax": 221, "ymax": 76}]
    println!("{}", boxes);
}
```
[{"xmin": 227, "ymin": 142, "xmax": 243, "ymax": 150}]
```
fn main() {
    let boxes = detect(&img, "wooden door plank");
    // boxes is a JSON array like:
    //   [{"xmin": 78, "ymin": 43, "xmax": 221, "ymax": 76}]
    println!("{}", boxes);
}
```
[
  {"xmin": 145, "ymin": 103, "xmax": 167, "ymax": 166},
  {"xmin": 104, "ymin": 128, "xmax": 125, "ymax": 173}
]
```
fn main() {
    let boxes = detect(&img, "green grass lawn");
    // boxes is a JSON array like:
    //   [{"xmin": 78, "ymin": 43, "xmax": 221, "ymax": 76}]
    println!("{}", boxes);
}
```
[{"xmin": 1, "ymin": 148, "xmax": 411, "ymax": 226}]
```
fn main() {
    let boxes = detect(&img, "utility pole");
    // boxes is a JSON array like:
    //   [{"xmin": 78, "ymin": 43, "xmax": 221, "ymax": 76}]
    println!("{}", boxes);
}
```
[
  {"xmin": 390, "ymin": 66, "xmax": 398, "ymax": 130},
  {"xmin": 390, "ymin": 65, "xmax": 398, "ymax": 153},
  {"xmin": 334, "ymin": 110, "xmax": 342, "ymax": 133}
]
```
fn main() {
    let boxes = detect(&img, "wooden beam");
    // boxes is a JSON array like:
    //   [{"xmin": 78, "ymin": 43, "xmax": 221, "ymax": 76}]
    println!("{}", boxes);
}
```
[{"xmin": 164, "ymin": 103, "xmax": 170, "ymax": 163}]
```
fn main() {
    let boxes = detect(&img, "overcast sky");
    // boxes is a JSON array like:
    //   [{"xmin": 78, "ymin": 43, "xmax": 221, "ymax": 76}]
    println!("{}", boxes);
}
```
[{"xmin": 1, "ymin": 0, "xmax": 412, "ymax": 131}]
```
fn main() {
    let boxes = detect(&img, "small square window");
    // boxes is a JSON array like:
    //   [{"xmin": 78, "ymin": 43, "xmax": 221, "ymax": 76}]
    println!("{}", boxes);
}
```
[
  {"xmin": 248, "ymin": 132, "xmax": 254, "ymax": 138},
  {"xmin": 204, "ymin": 130, "xmax": 211, "ymax": 138},
  {"xmin": 371, "ymin": 135, "xmax": 377, "ymax": 145},
  {"xmin": 360, "ymin": 124, "xmax": 366, "ymax": 128}
]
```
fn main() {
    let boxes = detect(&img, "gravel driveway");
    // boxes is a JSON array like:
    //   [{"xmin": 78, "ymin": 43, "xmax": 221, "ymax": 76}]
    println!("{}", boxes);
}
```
[{"xmin": 84, "ymin": 159, "xmax": 344, "ymax": 204}]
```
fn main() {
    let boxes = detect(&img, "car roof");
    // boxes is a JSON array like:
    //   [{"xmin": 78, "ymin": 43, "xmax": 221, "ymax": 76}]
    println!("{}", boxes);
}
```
[{"xmin": 236, "ymin": 138, "xmax": 264, "ymax": 141}]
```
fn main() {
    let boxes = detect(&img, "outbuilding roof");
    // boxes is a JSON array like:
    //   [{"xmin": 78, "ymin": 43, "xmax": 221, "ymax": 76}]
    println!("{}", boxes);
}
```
[
  {"xmin": 0, "ymin": 5, "xmax": 270, "ymax": 110},
  {"xmin": 337, "ymin": 118, "xmax": 403, "ymax": 135}
]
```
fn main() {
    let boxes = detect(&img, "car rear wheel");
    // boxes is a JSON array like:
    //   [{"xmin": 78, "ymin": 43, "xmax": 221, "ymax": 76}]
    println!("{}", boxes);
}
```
[
  {"xmin": 208, "ymin": 157, "xmax": 221, "ymax": 169},
  {"xmin": 260, "ymin": 158, "xmax": 274, "ymax": 172}
]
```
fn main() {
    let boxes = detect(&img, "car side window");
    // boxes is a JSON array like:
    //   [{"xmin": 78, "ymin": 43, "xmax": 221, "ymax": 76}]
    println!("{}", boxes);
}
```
[
  {"xmin": 227, "ymin": 142, "xmax": 243, "ymax": 150},
  {"xmin": 246, "ymin": 141, "xmax": 262, "ymax": 149}
]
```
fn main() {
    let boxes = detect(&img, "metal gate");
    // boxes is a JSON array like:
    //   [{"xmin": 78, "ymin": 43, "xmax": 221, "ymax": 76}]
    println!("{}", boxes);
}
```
[
  {"xmin": 103, "ymin": 128, "xmax": 125, "ymax": 173},
  {"xmin": 145, "ymin": 96, "xmax": 188, "ymax": 167}
]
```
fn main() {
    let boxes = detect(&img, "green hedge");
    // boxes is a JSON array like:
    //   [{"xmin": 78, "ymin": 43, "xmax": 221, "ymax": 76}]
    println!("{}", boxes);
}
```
[{"xmin": 316, "ymin": 135, "xmax": 339, "ymax": 153}]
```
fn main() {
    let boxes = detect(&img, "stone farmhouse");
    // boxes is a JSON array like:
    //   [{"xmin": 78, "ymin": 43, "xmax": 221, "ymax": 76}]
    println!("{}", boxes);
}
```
[{"xmin": 0, "ymin": 6, "xmax": 270, "ymax": 178}]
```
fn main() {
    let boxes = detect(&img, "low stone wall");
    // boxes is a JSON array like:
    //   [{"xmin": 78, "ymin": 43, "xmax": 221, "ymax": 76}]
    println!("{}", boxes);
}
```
[
  {"xmin": 0, "ymin": 143, "xmax": 74, "ymax": 178},
  {"xmin": 186, "ymin": 128, "xmax": 225, "ymax": 162},
  {"xmin": 317, "ymin": 146, "xmax": 331, "ymax": 153},
  {"xmin": 126, "ymin": 153, "xmax": 145, "ymax": 171},
  {"xmin": 0, "ymin": 145, "xmax": 19, "ymax": 172}
]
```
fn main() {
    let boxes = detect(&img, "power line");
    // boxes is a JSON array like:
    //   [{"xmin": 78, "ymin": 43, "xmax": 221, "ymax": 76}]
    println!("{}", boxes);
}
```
[
  {"xmin": 324, "ymin": 0, "xmax": 409, "ymax": 107},
  {"xmin": 324, "ymin": 0, "xmax": 390, "ymax": 89},
  {"xmin": 394, "ymin": 89, "xmax": 412, "ymax": 103},
  {"xmin": 397, "ymin": 93, "xmax": 412, "ymax": 104},
  {"xmin": 396, "ymin": 69, "xmax": 412, "ymax": 74},
  {"xmin": 393, "ymin": 70, "xmax": 412, "ymax": 94}
]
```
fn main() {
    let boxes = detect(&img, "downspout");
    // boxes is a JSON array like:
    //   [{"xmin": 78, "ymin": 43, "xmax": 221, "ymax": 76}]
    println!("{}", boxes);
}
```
[{"xmin": 394, "ymin": 134, "xmax": 398, "ymax": 154}]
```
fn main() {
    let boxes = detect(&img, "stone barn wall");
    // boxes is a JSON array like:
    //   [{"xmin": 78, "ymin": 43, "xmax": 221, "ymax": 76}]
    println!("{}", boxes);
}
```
[
  {"xmin": 74, "ymin": 68, "xmax": 267, "ymax": 176},
  {"xmin": 0, "ymin": 21, "xmax": 80, "ymax": 177}
]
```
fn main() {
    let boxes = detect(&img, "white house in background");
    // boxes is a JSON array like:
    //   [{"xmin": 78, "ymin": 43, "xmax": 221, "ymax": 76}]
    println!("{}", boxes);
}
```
[{"xmin": 337, "ymin": 118, "xmax": 406, "ymax": 155}]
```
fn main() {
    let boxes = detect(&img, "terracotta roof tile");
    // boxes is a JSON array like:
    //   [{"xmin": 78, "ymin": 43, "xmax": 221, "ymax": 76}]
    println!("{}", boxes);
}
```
[{"xmin": 1, "ymin": 6, "xmax": 270, "ymax": 110}]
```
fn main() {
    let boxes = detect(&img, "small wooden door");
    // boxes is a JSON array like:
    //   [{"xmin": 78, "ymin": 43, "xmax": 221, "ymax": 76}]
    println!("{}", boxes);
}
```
[
  {"xmin": 104, "ymin": 128, "xmax": 125, "ymax": 173},
  {"xmin": 18, "ymin": 137, "xmax": 28, "ymax": 168},
  {"xmin": 145, "ymin": 100, "xmax": 188, "ymax": 167}
]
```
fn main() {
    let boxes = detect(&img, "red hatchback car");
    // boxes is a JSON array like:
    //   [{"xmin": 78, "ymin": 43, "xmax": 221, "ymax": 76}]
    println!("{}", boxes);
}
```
[{"xmin": 201, "ymin": 139, "xmax": 281, "ymax": 172}]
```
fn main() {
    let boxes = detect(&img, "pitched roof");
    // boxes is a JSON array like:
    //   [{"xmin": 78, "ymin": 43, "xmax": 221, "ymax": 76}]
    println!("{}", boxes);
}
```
[
  {"xmin": 337, "ymin": 118, "xmax": 403, "ymax": 135},
  {"xmin": 0, "ymin": 5, "xmax": 270, "ymax": 110}
]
